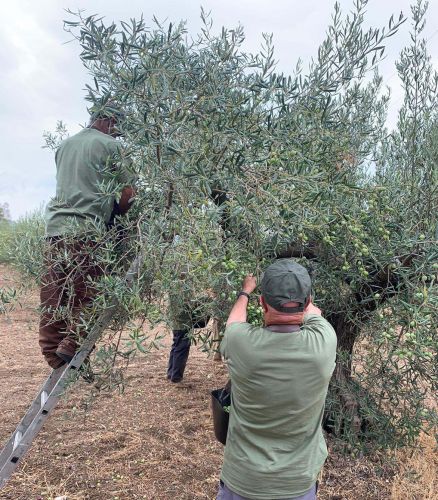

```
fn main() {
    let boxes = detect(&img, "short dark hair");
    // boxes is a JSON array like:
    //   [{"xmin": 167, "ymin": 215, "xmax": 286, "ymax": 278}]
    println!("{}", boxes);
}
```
[{"xmin": 88, "ymin": 102, "xmax": 125, "ymax": 124}]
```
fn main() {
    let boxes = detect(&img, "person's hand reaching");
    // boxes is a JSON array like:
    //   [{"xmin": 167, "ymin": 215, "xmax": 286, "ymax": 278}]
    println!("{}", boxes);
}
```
[
  {"xmin": 242, "ymin": 274, "xmax": 257, "ymax": 294},
  {"xmin": 304, "ymin": 297, "xmax": 322, "ymax": 316}
]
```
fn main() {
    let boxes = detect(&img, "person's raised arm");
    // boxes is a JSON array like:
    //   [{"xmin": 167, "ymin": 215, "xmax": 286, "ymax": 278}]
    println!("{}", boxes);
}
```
[{"xmin": 226, "ymin": 274, "xmax": 257, "ymax": 326}]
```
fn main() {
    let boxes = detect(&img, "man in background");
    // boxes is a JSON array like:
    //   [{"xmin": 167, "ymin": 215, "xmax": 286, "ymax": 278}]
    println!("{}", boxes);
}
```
[
  {"xmin": 167, "ymin": 291, "xmax": 209, "ymax": 384},
  {"xmin": 218, "ymin": 259, "xmax": 337, "ymax": 500},
  {"xmin": 39, "ymin": 104, "xmax": 135, "ymax": 370}
]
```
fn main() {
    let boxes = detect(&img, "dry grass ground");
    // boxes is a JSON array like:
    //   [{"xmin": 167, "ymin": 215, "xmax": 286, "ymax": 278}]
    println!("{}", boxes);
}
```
[{"xmin": 0, "ymin": 265, "xmax": 436, "ymax": 499}]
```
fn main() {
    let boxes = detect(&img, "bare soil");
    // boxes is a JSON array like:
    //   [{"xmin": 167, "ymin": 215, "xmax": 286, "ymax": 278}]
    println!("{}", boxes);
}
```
[{"xmin": 0, "ymin": 265, "xmax": 436, "ymax": 500}]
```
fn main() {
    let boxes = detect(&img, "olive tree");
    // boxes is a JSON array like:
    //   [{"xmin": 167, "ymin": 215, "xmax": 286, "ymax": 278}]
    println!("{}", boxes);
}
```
[{"xmin": 11, "ymin": 0, "xmax": 435, "ymax": 448}]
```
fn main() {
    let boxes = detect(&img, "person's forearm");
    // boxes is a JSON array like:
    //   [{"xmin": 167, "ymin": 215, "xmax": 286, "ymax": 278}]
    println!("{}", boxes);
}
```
[
  {"xmin": 226, "ymin": 275, "xmax": 256, "ymax": 326},
  {"xmin": 226, "ymin": 295, "xmax": 249, "ymax": 325}
]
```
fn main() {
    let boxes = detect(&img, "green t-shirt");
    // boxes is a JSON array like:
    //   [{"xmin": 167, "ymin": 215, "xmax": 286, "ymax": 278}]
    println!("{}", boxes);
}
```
[
  {"xmin": 45, "ymin": 128, "xmax": 131, "ymax": 237},
  {"xmin": 220, "ymin": 314, "xmax": 337, "ymax": 500}
]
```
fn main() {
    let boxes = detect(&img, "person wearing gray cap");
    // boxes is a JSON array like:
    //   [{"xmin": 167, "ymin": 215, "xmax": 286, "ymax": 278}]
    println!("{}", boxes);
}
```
[
  {"xmin": 217, "ymin": 259, "xmax": 337, "ymax": 500},
  {"xmin": 39, "ymin": 102, "xmax": 135, "ymax": 370}
]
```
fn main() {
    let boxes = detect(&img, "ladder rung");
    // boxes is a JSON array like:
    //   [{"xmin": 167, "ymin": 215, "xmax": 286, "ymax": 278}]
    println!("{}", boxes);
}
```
[
  {"xmin": 40, "ymin": 391, "xmax": 48, "ymax": 407},
  {"xmin": 12, "ymin": 433, "xmax": 21, "ymax": 452}
]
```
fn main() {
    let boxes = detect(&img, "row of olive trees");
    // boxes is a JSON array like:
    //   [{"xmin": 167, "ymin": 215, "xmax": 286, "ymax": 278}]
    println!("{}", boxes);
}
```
[
  {"xmin": 0, "ymin": 203, "xmax": 15, "ymax": 313},
  {"xmin": 6, "ymin": 0, "xmax": 436, "ymax": 449}
]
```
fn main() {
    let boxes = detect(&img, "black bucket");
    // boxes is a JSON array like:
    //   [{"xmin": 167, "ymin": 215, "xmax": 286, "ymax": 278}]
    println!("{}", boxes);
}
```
[{"xmin": 211, "ymin": 385, "xmax": 231, "ymax": 445}]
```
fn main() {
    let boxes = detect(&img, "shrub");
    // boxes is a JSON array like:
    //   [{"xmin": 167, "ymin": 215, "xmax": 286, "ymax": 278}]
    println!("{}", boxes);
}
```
[
  {"xmin": 0, "ymin": 220, "xmax": 14, "ymax": 264},
  {"xmin": 7, "ymin": 209, "xmax": 46, "ymax": 283}
]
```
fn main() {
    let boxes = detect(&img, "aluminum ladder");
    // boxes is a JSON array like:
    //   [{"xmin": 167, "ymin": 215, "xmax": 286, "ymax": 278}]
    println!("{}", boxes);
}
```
[{"xmin": 0, "ymin": 253, "xmax": 143, "ymax": 489}]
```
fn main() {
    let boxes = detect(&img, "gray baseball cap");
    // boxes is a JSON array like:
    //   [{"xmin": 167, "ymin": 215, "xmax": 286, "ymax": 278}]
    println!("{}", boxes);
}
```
[{"xmin": 261, "ymin": 259, "xmax": 311, "ymax": 313}]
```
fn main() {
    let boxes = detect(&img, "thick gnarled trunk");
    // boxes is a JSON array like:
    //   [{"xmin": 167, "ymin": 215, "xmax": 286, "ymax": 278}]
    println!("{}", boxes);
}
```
[{"xmin": 325, "ymin": 312, "xmax": 363, "ymax": 437}]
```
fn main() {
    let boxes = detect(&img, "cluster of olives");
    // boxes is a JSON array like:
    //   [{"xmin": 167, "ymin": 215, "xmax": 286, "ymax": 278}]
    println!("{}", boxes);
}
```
[
  {"xmin": 221, "ymin": 258, "xmax": 238, "ymax": 271},
  {"xmin": 246, "ymin": 302, "xmax": 264, "ymax": 326}
]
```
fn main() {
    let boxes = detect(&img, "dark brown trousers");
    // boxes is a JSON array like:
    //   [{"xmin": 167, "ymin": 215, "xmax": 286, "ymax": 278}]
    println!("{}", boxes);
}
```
[{"xmin": 39, "ymin": 238, "xmax": 103, "ymax": 369}]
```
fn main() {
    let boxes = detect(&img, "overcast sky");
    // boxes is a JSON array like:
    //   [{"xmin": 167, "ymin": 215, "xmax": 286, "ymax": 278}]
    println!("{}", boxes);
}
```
[{"xmin": 1, "ymin": 0, "xmax": 437, "ymax": 220}]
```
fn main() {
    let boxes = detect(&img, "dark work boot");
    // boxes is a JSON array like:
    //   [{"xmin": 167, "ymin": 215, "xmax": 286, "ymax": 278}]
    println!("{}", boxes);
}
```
[
  {"xmin": 56, "ymin": 352, "xmax": 73, "ymax": 364},
  {"xmin": 56, "ymin": 351, "xmax": 95, "ymax": 384},
  {"xmin": 167, "ymin": 329, "xmax": 191, "ymax": 383},
  {"xmin": 56, "ymin": 336, "xmax": 77, "ymax": 362}
]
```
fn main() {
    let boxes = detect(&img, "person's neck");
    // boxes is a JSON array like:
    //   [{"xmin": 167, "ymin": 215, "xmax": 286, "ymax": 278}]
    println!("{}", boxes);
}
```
[
  {"xmin": 264, "ymin": 310, "xmax": 304, "ymax": 327},
  {"xmin": 265, "ymin": 324, "xmax": 301, "ymax": 332},
  {"xmin": 90, "ymin": 124, "xmax": 110, "ymax": 135}
]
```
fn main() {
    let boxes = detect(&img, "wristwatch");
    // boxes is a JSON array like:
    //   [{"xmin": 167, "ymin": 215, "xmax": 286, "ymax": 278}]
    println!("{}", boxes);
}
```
[{"xmin": 237, "ymin": 291, "xmax": 251, "ymax": 299}]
